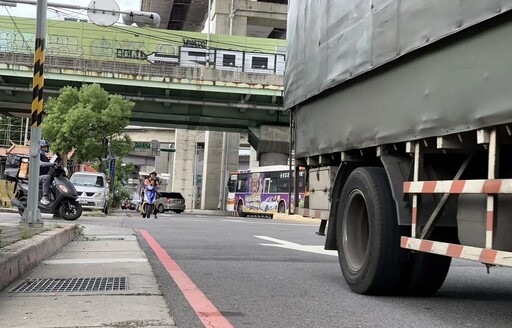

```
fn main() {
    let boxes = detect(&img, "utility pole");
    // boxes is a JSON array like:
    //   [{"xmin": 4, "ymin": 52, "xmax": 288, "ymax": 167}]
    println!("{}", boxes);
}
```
[
  {"xmin": 22, "ymin": 0, "xmax": 47, "ymax": 227},
  {"xmin": 3, "ymin": 0, "xmax": 161, "ymax": 226}
]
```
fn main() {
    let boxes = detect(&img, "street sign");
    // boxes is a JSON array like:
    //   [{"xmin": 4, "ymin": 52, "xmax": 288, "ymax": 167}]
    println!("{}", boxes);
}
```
[
  {"xmin": 160, "ymin": 173, "xmax": 170, "ymax": 180},
  {"xmin": 109, "ymin": 158, "xmax": 116, "ymax": 191},
  {"xmin": 134, "ymin": 142, "xmax": 151, "ymax": 151}
]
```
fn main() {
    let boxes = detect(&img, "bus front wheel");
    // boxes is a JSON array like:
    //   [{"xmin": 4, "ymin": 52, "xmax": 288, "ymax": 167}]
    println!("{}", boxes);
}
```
[{"xmin": 237, "ymin": 200, "xmax": 247, "ymax": 217}]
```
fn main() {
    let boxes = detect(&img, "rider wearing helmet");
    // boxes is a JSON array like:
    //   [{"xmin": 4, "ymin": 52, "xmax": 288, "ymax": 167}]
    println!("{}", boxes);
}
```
[{"xmin": 39, "ymin": 140, "xmax": 55, "ymax": 205}]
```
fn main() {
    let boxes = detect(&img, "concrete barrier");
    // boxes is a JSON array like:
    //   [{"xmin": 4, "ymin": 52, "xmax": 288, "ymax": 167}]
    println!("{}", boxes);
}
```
[
  {"xmin": 0, "ymin": 179, "xmax": 15, "ymax": 208},
  {"xmin": 272, "ymin": 213, "xmax": 322, "ymax": 224},
  {"xmin": 0, "ymin": 225, "xmax": 76, "ymax": 292}
]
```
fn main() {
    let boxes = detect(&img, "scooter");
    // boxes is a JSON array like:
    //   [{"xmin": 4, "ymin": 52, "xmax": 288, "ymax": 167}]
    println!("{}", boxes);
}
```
[
  {"xmin": 8, "ymin": 158, "xmax": 83, "ymax": 221},
  {"xmin": 141, "ymin": 183, "xmax": 158, "ymax": 219}
]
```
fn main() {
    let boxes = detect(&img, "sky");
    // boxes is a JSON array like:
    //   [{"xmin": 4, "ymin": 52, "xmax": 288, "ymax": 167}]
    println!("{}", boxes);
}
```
[{"xmin": 0, "ymin": 0, "xmax": 141, "ymax": 21}]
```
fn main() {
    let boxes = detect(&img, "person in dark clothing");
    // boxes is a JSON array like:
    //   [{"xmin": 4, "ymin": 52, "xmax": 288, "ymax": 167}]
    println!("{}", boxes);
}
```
[{"xmin": 39, "ymin": 140, "xmax": 55, "ymax": 205}]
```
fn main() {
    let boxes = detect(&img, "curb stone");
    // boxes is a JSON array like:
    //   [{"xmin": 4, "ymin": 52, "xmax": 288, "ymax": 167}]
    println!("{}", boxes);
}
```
[
  {"xmin": 272, "ymin": 213, "xmax": 322, "ymax": 224},
  {"xmin": 0, "ymin": 225, "xmax": 75, "ymax": 292}
]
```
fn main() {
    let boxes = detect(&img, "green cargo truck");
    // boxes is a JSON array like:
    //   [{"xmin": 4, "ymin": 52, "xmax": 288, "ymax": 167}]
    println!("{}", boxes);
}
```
[{"xmin": 286, "ymin": 1, "xmax": 512, "ymax": 296}]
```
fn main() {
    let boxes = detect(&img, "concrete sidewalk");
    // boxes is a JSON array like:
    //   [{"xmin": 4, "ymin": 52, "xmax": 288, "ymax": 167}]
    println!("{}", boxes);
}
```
[
  {"xmin": 0, "ymin": 219, "xmax": 174, "ymax": 328},
  {"xmin": 0, "ymin": 208, "xmax": 321, "ymax": 327}
]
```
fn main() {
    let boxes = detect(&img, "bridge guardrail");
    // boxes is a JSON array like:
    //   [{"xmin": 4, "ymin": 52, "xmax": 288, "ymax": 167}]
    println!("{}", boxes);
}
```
[{"xmin": 0, "ymin": 52, "xmax": 284, "ymax": 88}]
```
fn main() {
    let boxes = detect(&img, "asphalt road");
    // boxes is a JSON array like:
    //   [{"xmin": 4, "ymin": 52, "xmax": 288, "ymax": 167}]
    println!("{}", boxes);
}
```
[
  {"xmin": 119, "ymin": 211, "xmax": 512, "ymax": 328},
  {"xmin": 3, "ymin": 210, "xmax": 512, "ymax": 327}
]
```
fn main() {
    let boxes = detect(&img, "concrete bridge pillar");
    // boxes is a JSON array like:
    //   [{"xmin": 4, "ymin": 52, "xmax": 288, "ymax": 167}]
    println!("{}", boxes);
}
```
[
  {"xmin": 259, "ymin": 152, "xmax": 288, "ymax": 166},
  {"xmin": 248, "ymin": 125, "xmax": 289, "ymax": 167},
  {"xmin": 212, "ymin": 0, "xmax": 287, "ymax": 36},
  {"xmin": 249, "ymin": 147, "xmax": 259, "ymax": 168},
  {"xmin": 201, "ymin": 131, "xmax": 239, "ymax": 210},
  {"xmin": 173, "ymin": 129, "xmax": 197, "ymax": 210}
]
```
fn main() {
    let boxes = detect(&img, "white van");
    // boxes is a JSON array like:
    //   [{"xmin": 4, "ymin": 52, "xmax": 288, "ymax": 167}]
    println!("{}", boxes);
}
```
[{"xmin": 70, "ymin": 172, "xmax": 109, "ymax": 214}]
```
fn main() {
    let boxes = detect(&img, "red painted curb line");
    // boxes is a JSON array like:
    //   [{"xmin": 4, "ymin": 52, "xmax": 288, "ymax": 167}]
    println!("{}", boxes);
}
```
[{"xmin": 139, "ymin": 229, "xmax": 234, "ymax": 328}]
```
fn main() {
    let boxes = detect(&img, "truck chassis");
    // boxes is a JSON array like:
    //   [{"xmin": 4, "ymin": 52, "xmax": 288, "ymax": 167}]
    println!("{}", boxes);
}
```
[{"xmin": 295, "ymin": 125, "xmax": 512, "ymax": 295}]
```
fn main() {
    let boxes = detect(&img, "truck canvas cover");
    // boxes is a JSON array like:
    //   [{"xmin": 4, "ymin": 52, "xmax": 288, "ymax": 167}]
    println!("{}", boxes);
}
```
[
  {"xmin": 285, "ymin": 0, "xmax": 512, "ymax": 109},
  {"xmin": 285, "ymin": 1, "xmax": 512, "ymax": 157}
]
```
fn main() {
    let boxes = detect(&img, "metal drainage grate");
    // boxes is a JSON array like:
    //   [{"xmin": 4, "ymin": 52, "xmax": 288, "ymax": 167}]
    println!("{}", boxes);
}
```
[
  {"xmin": 9, "ymin": 277, "xmax": 128, "ymax": 293},
  {"xmin": 90, "ymin": 237, "xmax": 126, "ymax": 241},
  {"xmin": 78, "ymin": 237, "xmax": 126, "ymax": 241}
]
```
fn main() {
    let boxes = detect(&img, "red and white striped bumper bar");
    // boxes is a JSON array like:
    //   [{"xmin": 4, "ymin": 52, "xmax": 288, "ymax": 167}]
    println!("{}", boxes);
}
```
[
  {"xmin": 401, "ymin": 237, "xmax": 512, "ymax": 267},
  {"xmin": 404, "ymin": 179, "xmax": 512, "ymax": 194},
  {"xmin": 402, "ymin": 178, "xmax": 512, "ymax": 266}
]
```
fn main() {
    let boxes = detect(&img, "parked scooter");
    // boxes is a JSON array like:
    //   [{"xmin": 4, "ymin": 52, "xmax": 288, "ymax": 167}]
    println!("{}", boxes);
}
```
[
  {"xmin": 141, "ymin": 183, "xmax": 158, "ymax": 219},
  {"xmin": 4, "ymin": 155, "xmax": 83, "ymax": 221}
]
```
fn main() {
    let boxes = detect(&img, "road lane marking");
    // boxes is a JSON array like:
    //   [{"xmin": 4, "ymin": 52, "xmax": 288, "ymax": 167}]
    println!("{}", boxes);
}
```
[
  {"xmin": 139, "ymin": 229, "xmax": 234, "ymax": 328},
  {"xmin": 255, "ymin": 236, "xmax": 338, "ymax": 257}
]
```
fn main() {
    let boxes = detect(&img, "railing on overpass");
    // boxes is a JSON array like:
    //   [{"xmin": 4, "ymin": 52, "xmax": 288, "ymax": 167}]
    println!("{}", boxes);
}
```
[
  {"xmin": 0, "ymin": 16, "xmax": 285, "ymax": 89},
  {"xmin": 0, "ymin": 52, "xmax": 284, "ymax": 88}
]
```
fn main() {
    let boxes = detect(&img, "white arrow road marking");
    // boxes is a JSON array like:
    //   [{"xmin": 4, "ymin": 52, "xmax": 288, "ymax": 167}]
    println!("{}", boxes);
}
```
[{"xmin": 255, "ymin": 236, "xmax": 338, "ymax": 256}]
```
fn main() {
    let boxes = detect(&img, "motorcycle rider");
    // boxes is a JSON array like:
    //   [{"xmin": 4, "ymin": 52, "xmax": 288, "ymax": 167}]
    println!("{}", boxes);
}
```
[
  {"xmin": 142, "ymin": 171, "xmax": 160, "ymax": 219},
  {"xmin": 39, "ymin": 140, "xmax": 55, "ymax": 205}
]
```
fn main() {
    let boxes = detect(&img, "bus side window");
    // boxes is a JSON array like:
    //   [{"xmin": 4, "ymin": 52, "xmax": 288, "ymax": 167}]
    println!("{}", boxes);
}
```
[
  {"xmin": 277, "ymin": 178, "xmax": 289, "ymax": 193},
  {"xmin": 269, "ymin": 172, "xmax": 279, "ymax": 193},
  {"xmin": 236, "ymin": 174, "xmax": 248, "ymax": 192}
]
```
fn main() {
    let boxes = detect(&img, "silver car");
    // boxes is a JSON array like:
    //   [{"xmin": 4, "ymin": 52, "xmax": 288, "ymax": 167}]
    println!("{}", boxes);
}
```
[
  {"xmin": 155, "ymin": 192, "xmax": 186, "ymax": 214},
  {"xmin": 70, "ymin": 172, "xmax": 109, "ymax": 214}
]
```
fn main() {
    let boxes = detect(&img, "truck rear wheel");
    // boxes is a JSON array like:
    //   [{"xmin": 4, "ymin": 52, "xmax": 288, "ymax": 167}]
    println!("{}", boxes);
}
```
[
  {"xmin": 336, "ymin": 167, "xmax": 405, "ymax": 295},
  {"xmin": 399, "ymin": 227, "xmax": 454, "ymax": 296}
]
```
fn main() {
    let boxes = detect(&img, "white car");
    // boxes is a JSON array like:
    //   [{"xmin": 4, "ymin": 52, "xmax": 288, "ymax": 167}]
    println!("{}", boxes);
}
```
[{"xmin": 70, "ymin": 172, "xmax": 109, "ymax": 214}]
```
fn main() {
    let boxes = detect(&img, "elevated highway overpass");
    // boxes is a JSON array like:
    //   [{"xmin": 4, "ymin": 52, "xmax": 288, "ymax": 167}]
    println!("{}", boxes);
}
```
[{"xmin": 0, "ymin": 16, "xmax": 288, "ymax": 133}]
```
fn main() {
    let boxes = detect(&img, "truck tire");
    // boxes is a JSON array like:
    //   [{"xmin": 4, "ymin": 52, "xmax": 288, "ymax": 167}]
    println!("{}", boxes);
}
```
[
  {"xmin": 399, "ymin": 227, "xmax": 454, "ymax": 296},
  {"xmin": 336, "ymin": 167, "xmax": 405, "ymax": 295}
]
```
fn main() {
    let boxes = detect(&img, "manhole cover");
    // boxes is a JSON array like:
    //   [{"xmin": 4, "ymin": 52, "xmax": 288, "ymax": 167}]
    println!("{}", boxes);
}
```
[{"xmin": 9, "ymin": 277, "xmax": 128, "ymax": 293}]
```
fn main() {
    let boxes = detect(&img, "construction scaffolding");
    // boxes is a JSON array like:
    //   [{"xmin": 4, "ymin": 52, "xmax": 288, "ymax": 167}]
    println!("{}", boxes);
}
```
[{"xmin": 0, "ymin": 117, "xmax": 29, "ymax": 148}]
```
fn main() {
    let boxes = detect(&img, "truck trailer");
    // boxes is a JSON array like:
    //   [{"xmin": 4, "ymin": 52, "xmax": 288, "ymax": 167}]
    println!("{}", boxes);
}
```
[{"xmin": 286, "ymin": 1, "xmax": 512, "ymax": 296}]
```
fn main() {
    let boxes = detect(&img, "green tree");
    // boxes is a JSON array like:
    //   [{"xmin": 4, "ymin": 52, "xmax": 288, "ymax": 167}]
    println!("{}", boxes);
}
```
[
  {"xmin": 43, "ymin": 84, "xmax": 134, "ymax": 171},
  {"xmin": 112, "ymin": 161, "xmax": 135, "ymax": 207}
]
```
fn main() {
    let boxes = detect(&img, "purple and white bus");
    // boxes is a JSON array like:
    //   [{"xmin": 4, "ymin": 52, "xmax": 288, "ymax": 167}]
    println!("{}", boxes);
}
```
[{"xmin": 226, "ymin": 165, "xmax": 306, "ymax": 216}]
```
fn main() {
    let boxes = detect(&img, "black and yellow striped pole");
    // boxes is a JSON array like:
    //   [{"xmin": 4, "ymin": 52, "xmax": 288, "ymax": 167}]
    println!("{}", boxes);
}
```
[
  {"xmin": 31, "ymin": 37, "xmax": 44, "ymax": 128},
  {"xmin": 24, "ymin": 0, "xmax": 47, "ymax": 226}
]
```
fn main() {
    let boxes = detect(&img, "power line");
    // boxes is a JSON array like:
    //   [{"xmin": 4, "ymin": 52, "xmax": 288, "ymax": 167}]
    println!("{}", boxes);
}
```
[
  {"xmin": 0, "ymin": 14, "xmax": 285, "ymax": 59},
  {"xmin": 5, "ymin": 7, "xmax": 33, "ymax": 54},
  {"xmin": 106, "ymin": 24, "xmax": 284, "ymax": 54}
]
